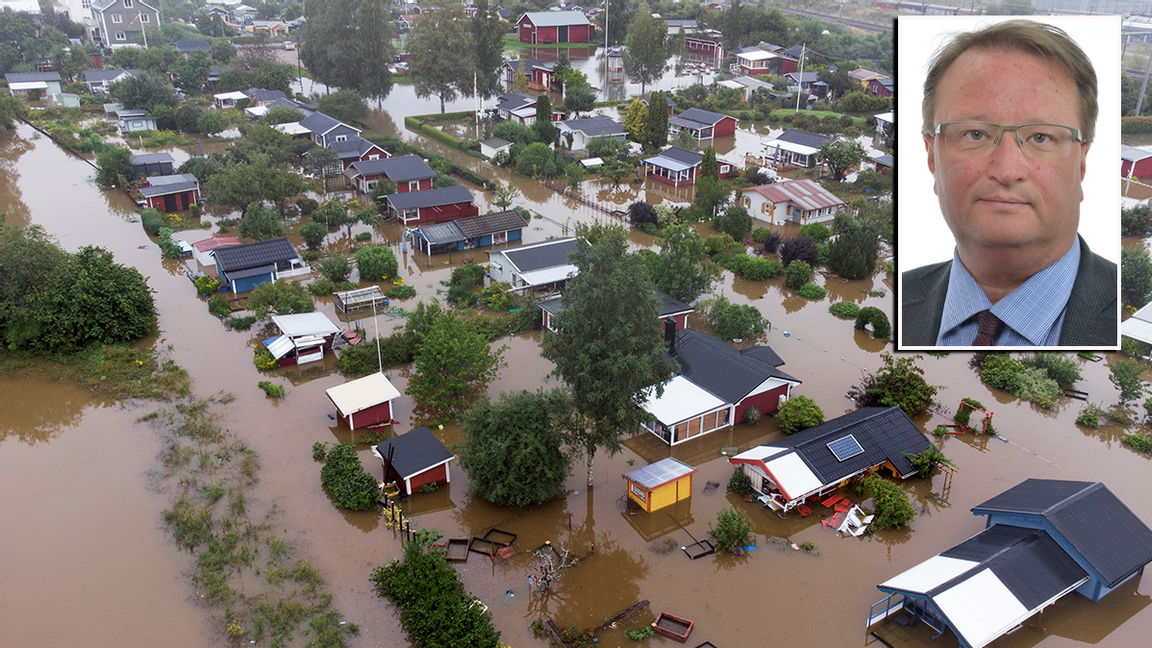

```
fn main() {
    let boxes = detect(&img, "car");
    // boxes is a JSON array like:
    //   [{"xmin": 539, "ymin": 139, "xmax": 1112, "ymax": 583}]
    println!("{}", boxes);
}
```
[{"xmin": 282, "ymin": 41, "xmax": 295, "ymax": 50}]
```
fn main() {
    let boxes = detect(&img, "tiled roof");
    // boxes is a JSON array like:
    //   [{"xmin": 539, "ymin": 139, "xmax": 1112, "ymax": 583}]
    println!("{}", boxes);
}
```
[
  {"xmin": 671, "ymin": 328, "xmax": 799, "ymax": 404},
  {"xmin": 499, "ymin": 237, "xmax": 579, "ymax": 273},
  {"xmin": 520, "ymin": 10, "xmax": 591, "ymax": 27},
  {"xmin": 741, "ymin": 179, "xmax": 845, "ymax": 213},
  {"xmin": 375, "ymin": 427, "xmax": 454, "ymax": 480},
  {"xmin": 351, "ymin": 155, "xmax": 435, "ymax": 182},
  {"xmin": 624, "ymin": 457, "xmax": 697, "ymax": 490},
  {"xmin": 83, "ymin": 68, "xmax": 131, "ymax": 83},
  {"xmin": 765, "ymin": 406, "xmax": 929, "ymax": 484},
  {"xmin": 972, "ymin": 480, "xmax": 1152, "ymax": 587},
  {"xmin": 496, "ymin": 92, "xmax": 536, "ymax": 112},
  {"xmin": 455, "ymin": 209, "xmax": 527, "ymax": 238},
  {"xmin": 556, "ymin": 115, "xmax": 625, "ymax": 137},
  {"xmin": 246, "ymin": 88, "xmax": 287, "ymax": 103},
  {"xmin": 386, "ymin": 185, "xmax": 474, "ymax": 210},
  {"xmin": 658, "ymin": 146, "xmax": 702, "ymax": 166},
  {"xmin": 214, "ymin": 237, "xmax": 300, "ymax": 274}
]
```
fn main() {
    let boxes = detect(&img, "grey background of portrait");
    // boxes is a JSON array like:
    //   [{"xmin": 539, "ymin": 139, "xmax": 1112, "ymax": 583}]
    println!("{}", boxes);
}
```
[{"xmin": 895, "ymin": 15, "xmax": 1120, "ymax": 272}]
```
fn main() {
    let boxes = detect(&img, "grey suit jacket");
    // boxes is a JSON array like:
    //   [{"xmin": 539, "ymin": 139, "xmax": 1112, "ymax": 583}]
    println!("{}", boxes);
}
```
[{"xmin": 900, "ymin": 237, "xmax": 1118, "ymax": 347}]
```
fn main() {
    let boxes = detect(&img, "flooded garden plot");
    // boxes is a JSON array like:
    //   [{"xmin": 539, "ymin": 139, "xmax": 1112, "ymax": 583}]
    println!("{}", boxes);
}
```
[{"xmin": 4, "ymin": 74, "xmax": 1152, "ymax": 648}]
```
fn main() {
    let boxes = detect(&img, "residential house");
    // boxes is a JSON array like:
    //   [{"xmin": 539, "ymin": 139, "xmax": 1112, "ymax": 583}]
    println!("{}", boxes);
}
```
[
  {"xmin": 89, "ymin": 0, "xmax": 161, "ymax": 49},
  {"xmin": 5, "ymin": 72, "xmax": 63, "ymax": 100},
  {"xmin": 191, "ymin": 236, "xmax": 241, "ymax": 267},
  {"xmin": 761, "ymin": 128, "xmax": 834, "ymax": 168},
  {"xmin": 737, "ymin": 179, "xmax": 845, "ymax": 226},
  {"xmin": 684, "ymin": 34, "xmax": 725, "ymax": 62},
  {"xmin": 173, "ymin": 39, "xmax": 210, "ymax": 58},
  {"xmin": 326, "ymin": 372, "xmax": 402, "ymax": 430},
  {"xmin": 642, "ymin": 92, "xmax": 676, "ymax": 116},
  {"xmin": 246, "ymin": 20, "xmax": 289, "ymax": 37},
  {"xmin": 373, "ymin": 427, "xmax": 455, "ymax": 496},
  {"xmin": 116, "ymin": 109, "xmax": 158, "ymax": 133},
  {"xmin": 554, "ymin": 115, "xmax": 626, "ymax": 151},
  {"xmin": 262, "ymin": 312, "xmax": 344, "ymax": 367},
  {"xmin": 732, "ymin": 47, "xmax": 781, "ymax": 76},
  {"xmin": 729, "ymin": 406, "xmax": 929, "ymax": 511},
  {"xmin": 642, "ymin": 328, "xmax": 801, "ymax": 445},
  {"xmin": 411, "ymin": 209, "xmax": 526, "ymax": 255},
  {"xmin": 1122, "ymin": 144, "xmax": 1152, "ymax": 180},
  {"xmin": 213, "ymin": 237, "xmax": 309, "ymax": 293},
  {"xmin": 869, "ymin": 480, "xmax": 1152, "ymax": 648},
  {"xmin": 213, "ymin": 90, "xmax": 248, "ymax": 109},
  {"xmin": 517, "ymin": 11, "xmax": 592, "ymax": 44},
  {"xmin": 327, "ymin": 137, "xmax": 389, "ymax": 170},
  {"xmin": 540, "ymin": 288, "xmax": 693, "ymax": 334},
  {"xmin": 129, "ymin": 152, "xmax": 174, "ymax": 177},
  {"xmin": 244, "ymin": 97, "xmax": 315, "ymax": 120},
  {"xmin": 849, "ymin": 68, "xmax": 886, "ymax": 87},
  {"xmin": 873, "ymin": 154, "xmax": 894, "ymax": 176},
  {"xmin": 868, "ymin": 77, "xmax": 894, "ymax": 98},
  {"xmin": 383, "ymin": 185, "xmax": 479, "ymax": 225},
  {"xmin": 495, "ymin": 92, "xmax": 536, "ymax": 120},
  {"xmin": 138, "ymin": 173, "xmax": 200, "ymax": 213},
  {"xmin": 717, "ymin": 75, "xmax": 774, "ymax": 103},
  {"xmin": 874, "ymin": 110, "xmax": 894, "ymax": 141},
  {"xmin": 230, "ymin": 4, "xmax": 258, "ymax": 23},
  {"xmin": 643, "ymin": 145, "xmax": 734, "ymax": 187},
  {"xmin": 298, "ymin": 111, "xmax": 361, "ymax": 148},
  {"xmin": 487, "ymin": 237, "xmax": 579, "ymax": 293},
  {"xmin": 82, "ymin": 68, "xmax": 133, "ymax": 94},
  {"xmin": 480, "ymin": 137, "xmax": 512, "ymax": 159},
  {"xmin": 503, "ymin": 59, "xmax": 554, "ymax": 91},
  {"xmin": 668, "ymin": 107, "xmax": 737, "ymax": 142},
  {"xmin": 245, "ymin": 87, "xmax": 287, "ymax": 106},
  {"xmin": 623, "ymin": 458, "xmax": 697, "ymax": 514},
  {"xmin": 345, "ymin": 155, "xmax": 435, "ymax": 195}
]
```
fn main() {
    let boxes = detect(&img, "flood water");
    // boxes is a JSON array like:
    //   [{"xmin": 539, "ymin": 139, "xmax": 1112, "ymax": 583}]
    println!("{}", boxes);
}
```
[{"xmin": 3, "ymin": 79, "xmax": 1152, "ymax": 648}]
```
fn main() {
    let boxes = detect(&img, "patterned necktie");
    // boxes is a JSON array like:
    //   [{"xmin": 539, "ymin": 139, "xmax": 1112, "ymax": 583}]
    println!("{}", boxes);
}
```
[{"xmin": 972, "ymin": 310, "xmax": 1003, "ymax": 346}]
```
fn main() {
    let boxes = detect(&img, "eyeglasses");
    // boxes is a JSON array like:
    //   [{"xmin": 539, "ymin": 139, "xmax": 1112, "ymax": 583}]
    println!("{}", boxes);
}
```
[{"xmin": 931, "ymin": 122, "xmax": 1082, "ymax": 160}]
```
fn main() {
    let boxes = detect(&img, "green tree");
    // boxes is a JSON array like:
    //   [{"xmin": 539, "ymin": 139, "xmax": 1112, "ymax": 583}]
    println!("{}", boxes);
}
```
[
  {"xmin": 318, "ymin": 253, "xmax": 353, "ymax": 283},
  {"xmin": 861, "ymin": 474, "xmax": 915, "ymax": 531},
  {"xmin": 776, "ymin": 394, "xmax": 825, "ymax": 435},
  {"xmin": 784, "ymin": 260, "xmax": 812, "ymax": 290},
  {"xmin": 458, "ymin": 389, "xmax": 575, "ymax": 506},
  {"xmin": 246, "ymin": 279, "xmax": 315, "ymax": 319},
  {"xmin": 818, "ymin": 139, "xmax": 867, "ymax": 181},
  {"xmin": 470, "ymin": 0, "xmax": 505, "ymax": 99},
  {"xmin": 623, "ymin": 98, "xmax": 648, "ymax": 143},
  {"xmin": 564, "ymin": 79, "xmax": 596, "ymax": 117},
  {"xmin": 1110, "ymin": 359, "xmax": 1147, "ymax": 404},
  {"xmin": 407, "ymin": 0, "xmax": 473, "ymax": 113},
  {"xmin": 703, "ymin": 295, "xmax": 766, "ymax": 340},
  {"xmin": 826, "ymin": 214, "xmax": 880, "ymax": 280},
  {"xmin": 651, "ymin": 224, "xmax": 715, "ymax": 303},
  {"xmin": 356, "ymin": 245, "xmax": 399, "ymax": 282},
  {"xmin": 713, "ymin": 204, "xmax": 753, "ymax": 240},
  {"xmin": 492, "ymin": 182, "xmax": 520, "ymax": 209},
  {"xmin": 622, "ymin": 4, "xmax": 668, "ymax": 94},
  {"xmin": 541, "ymin": 224, "xmax": 673, "ymax": 486},
  {"xmin": 238, "ymin": 205, "xmax": 285, "ymax": 240},
  {"xmin": 300, "ymin": 0, "xmax": 395, "ymax": 100},
  {"xmin": 210, "ymin": 38, "xmax": 235, "ymax": 63},
  {"xmin": 564, "ymin": 161, "xmax": 586, "ymax": 190},
  {"xmin": 408, "ymin": 312, "xmax": 506, "ymax": 414},
  {"xmin": 710, "ymin": 506, "xmax": 753, "ymax": 554},
  {"xmin": 533, "ymin": 92, "xmax": 555, "ymax": 145},
  {"xmin": 196, "ymin": 110, "xmax": 229, "ymax": 136},
  {"xmin": 110, "ymin": 72, "xmax": 178, "ymax": 110},
  {"xmin": 316, "ymin": 89, "xmax": 369, "ymax": 124},
  {"xmin": 693, "ymin": 146, "xmax": 727, "ymax": 216},
  {"xmin": 259, "ymin": 106, "xmax": 305, "ymax": 126},
  {"xmin": 516, "ymin": 142, "xmax": 555, "ymax": 178},
  {"xmin": 1122, "ymin": 247, "xmax": 1152, "ymax": 308},
  {"xmin": 95, "ymin": 146, "xmax": 135, "ymax": 187},
  {"xmin": 848, "ymin": 353, "xmax": 939, "ymax": 418},
  {"xmin": 204, "ymin": 160, "xmax": 270, "ymax": 216},
  {"xmin": 300, "ymin": 220, "xmax": 327, "ymax": 251},
  {"xmin": 320, "ymin": 444, "xmax": 379, "ymax": 510},
  {"xmin": 645, "ymin": 90, "xmax": 669, "ymax": 150}
]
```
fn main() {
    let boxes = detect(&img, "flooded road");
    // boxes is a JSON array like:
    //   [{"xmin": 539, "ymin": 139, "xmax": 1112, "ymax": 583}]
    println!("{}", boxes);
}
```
[{"xmin": 3, "ymin": 81, "xmax": 1152, "ymax": 648}]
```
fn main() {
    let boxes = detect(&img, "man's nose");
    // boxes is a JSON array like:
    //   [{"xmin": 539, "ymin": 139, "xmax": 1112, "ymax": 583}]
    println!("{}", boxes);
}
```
[{"xmin": 985, "ymin": 131, "xmax": 1029, "ymax": 184}]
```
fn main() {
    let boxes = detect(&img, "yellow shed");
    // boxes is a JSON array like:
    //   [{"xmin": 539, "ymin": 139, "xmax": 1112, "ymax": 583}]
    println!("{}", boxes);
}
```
[{"xmin": 623, "ymin": 458, "xmax": 698, "ymax": 513}]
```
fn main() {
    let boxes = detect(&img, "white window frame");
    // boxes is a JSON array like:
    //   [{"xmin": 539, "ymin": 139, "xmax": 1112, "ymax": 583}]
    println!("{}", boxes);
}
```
[
  {"xmin": 408, "ymin": 180, "xmax": 419, "ymax": 191},
  {"xmin": 335, "ymin": 135, "xmax": 347, "ymax": 142},
  {"xmin": 140, "ymin": 13, "xmax": 149, "ymax": 23},
  {"xmin": 123, "ymin": 0, "xmax": 133, "ymax": 7},
  {"xmin": 115, "ymin": 31, "xmax": 126, "ymax": 41},
  {"xmin": 111, "ymin": 13, "xmax": 123, "ymax": 23}
]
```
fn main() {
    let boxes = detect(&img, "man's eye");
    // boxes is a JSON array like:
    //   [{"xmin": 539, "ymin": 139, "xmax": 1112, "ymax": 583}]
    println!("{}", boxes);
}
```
[{"xmin": 961, "ymin": 129, "xmax": 990, "ymax": 141}]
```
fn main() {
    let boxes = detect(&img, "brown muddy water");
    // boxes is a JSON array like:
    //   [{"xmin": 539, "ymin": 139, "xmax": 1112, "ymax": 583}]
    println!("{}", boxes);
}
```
[{"xmin": 3, "ymin": 104, "xmax": 1152, "ymax": 648}]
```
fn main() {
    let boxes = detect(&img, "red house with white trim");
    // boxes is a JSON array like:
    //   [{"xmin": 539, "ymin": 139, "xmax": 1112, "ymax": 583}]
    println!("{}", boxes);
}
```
[
  {"xmin": 373, "ymin": 427, "xmax": 455, "ymax": 496},
  {"xmin": 518, "ymin": 11, "xmax": 593, "ymax": 44},
  {"xmin": 138, "ymin": 174, "xmax": 200, "ymax": 213},
  {"xmin": 669, "ymin": 108, "xmax": 737, "ymax": 142},
  {"xmin": 384, "ymin": 185, "xmax": 479, "ymax": 225},
  {"xmin": 325, "ymin": 372, "xmax": 401, "ymax": 430},
  {"xmin": 643, "ymin": 146, "xmax": 734, "ymax": 187}
]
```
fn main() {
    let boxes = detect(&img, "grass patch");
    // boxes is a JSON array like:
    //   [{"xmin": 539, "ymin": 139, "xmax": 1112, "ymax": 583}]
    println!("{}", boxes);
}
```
[
  {"xmin": 258, "ymin": 381, "xmax": 285, "ymax": 398},
  {"xmin": 70, "ymin": 345, "xmax": 191, "ymax": 401}
]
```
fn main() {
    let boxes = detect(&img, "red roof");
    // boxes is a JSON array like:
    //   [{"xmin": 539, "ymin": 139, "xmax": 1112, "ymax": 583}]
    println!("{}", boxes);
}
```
[
  {"xmin": 740, "ymin": 179, "xmax": 845, "ymax": 212},
  {"xmin": 193, "ymin": 237, "xmax": 241, "ymax": 253}
]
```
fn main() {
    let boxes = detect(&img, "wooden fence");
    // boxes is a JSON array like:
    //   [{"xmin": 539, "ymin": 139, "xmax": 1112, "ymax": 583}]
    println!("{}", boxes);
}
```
[
  {"xmin": 540, "ymin": 179, "xmax": 628, "ymax": 220},
  {"xmin": 381, "ymin": 495, "xmax": 416, "ymax": 544}
]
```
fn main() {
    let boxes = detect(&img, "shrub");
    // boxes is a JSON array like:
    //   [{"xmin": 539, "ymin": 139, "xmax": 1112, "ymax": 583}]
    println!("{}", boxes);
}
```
[
  {"xmin": 141, "ymin": 208, "xmax": 165, "ymax": 235},
  {"xmin": 860, "ymin": 474, "xmax": 915, "ymax": 530},
  {"xmin": 356, "ymin": 245, "xmax": 399, "ymax": 282},
  {"xmin": 1014, "ymin": 367, "xmax": 1060, "ymax": 409},
  {"xmin": 627, "ymin": 201, "xmax": 658, "ymax": 228},
  {"xmin": 777, "ymin": 395, "xmax": 824, "ymax": 434},
  {"xmin": 258, "ymin": 381, "xmax": 285, "ymax": 398},
  {"xmin": 312, "ymin": 442, "xmax": 328, "ymax": 461},
  {"xmin": 1076, "ymin": 410, "xmax": 1100, "ymax": 428},
  {"xmin": 319, "ymin": 444, "xmax": 379, "ymax": 511},
  {"xmin": 253, "ymin": 345, "xmax": 278, "ymax": 371},
  {"xmin": 954, "ymin": 397, "xmax": 985, "ymax": 425},
  {"xmin": 208, "ymin": 294, "xmax": 230, "ymax": 317},
  {"xmin": 1020, "ymin": 353, "xmax": 1082, "ymax": 386},
  {"xmin": 903, "ymin": 446, "xmax": 952, "ymax": 479},
  {"xmin": 762, "ymin": 230, "xmax": 782, "ymax": 254},
  {"xmin": 156, "ymin": 228, "xmax": 182, "ymax": 259},
  {"xmin": 742, "ymin": 405, "xmax": 761, "ymax": 425},
  {"xmin": 854, "ymin": 306, "xmax": 891, "ymax": 338},
  {"xmin": 1123, "ymin": 433, "xmax": 1152, "ymax": 453},
  {"xmin": 451, "ymin": 262, "xmax": 486, "ymax": 288},
  {"xmin": 227, "ymin": 315, "xmax": 257, "ymax": 330},
  {"xmin": 727, "ymin": 467, "xmax": 753, "ymax": 495},
  {"xmin": 798, "ymin": 283, "xmax": 826, "ymax": 299},
  {"xmin": 743, "ymin": 257, "xmax": 783, "ymax": 281},
  {"xmin": 709, "ymin": 506, "xmax": 754, "ymax": 553},
  {"xmin": 779, "ymin": 236, "xmax": 819, "ymax": 267},
  {"xmin": 247, "ymin": 279, "xmax": 315, "ymax": 319},
  {"xmin": 784, "ymin": 260, "xmax": 812, "ymax": 290},
  {"xmin": 296, "ymin": 198, "xmax": 319, "ymax": 215},
  {"xmin": 703, "ymin": 296, "xmax": 766, "ymax": 340},
  {"xmin": 483, "ymin": 281, "xmax": 514, "ymax": 311},
  {"xmin": 318, "ymin": 253, "xmax": 352, "ymax": 283},
  {"xmin": 979, "ymin": 354, "xmax": 1024, "ymax": 393},
  {"xmin": 388, "ymin": 285, "xmax": 416, "ymax": 300},
  {"xmin": 752, "ymin": 227, "xmax": 770, "ymax": 243},
  {"xmin": 308, "ymin": 278, "xmax": 336, "ymax": 296},
  {"xmin": 1122, "ymin": 337, "xmax": 1151, "ymax": 359},
  {"xmin": 194, "ymin": 275, "xmax": 222, "ymax": 296},
  {"xmin": 798, "ymin": 222, "xmax": 831, "ymax": 242},
  {"xmin": 829, "ymin": 301, "xmax": 860, "ymax": 319}
]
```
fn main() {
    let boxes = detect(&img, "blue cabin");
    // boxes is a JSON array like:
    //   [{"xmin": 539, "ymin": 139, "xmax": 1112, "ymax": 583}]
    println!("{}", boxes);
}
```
[
  {"xmin": 411, "ymin": 209, "xmax": 526, "ymax": 255},
  {"xmin": 213, "ymin": 237, "xmax": 309, "ymax": 293},
  {"xmin": 869, "ymin": 479, "xmax": 1152, "ymax": 648}
]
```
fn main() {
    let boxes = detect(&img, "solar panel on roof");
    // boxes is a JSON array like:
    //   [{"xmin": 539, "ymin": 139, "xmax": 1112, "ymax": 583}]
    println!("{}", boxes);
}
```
[{"xmin": 828, "ymin": 434, "xmax": 864, "ymax": 462}]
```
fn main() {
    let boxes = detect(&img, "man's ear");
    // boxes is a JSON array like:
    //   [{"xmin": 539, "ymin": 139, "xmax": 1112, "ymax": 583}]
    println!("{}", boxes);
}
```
[
  {"xmin": 924, "ymin": 134, "xmax": 936, "ymax": 175},
  {"xmin": 1078, "ymin": 142, "xmax": 1089, "ymax": 202}
]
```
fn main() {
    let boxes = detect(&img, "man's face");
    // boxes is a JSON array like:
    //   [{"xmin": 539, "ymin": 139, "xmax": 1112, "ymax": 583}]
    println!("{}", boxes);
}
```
[{"xmin": 924, "ymin": 47, "xmax": 1089, "ymax": 260}]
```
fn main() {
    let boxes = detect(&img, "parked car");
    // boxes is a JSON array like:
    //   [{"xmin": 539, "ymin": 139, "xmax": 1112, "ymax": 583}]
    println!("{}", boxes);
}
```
[{"xmin": 282, "ymin": 41, "xmax": 295, "ymax": 50}]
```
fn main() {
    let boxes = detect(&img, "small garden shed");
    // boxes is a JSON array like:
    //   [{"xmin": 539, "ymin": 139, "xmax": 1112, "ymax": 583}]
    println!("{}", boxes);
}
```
[
  {"xmin": 623, "ymin": 458, "xmax": 697, "ymax": 514},
  {"xmin": 373, "ymin": 427, "xmax": 455, "ymax": 496},
  {"xmin": 325, "ymin": 372, "xmax": 401, "ymax": 430}
]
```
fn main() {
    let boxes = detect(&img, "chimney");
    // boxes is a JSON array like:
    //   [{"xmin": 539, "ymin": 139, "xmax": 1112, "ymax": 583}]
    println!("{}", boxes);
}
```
[{"xmin": 664, "ymin": 317, "xmax": 677, "ymax": 352}]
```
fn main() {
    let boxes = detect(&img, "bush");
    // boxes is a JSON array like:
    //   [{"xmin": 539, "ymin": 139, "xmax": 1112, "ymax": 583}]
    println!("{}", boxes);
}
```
[
  {"xmin": 829, "ymin": 301, "xmax": 860, "ymax": 319},
  {"xmin": 777, "ymin": 395, "xmax": 825, "ymax": 434},
  {"xmin": 319, "ymin": 444, "xmax": 379, "ymax": 511},
  {"xmin": 247, "ymin": 279, "xmax": 315, "ymax": 318},
  {"xmin": 141, "ymin": 208, "xmax": 165, "ymax": 235},
  {"xmin": 1020, "ymin": 353, "xmax": 1082, "ymax": 386},
  {"xmin": 482, "ymin": 281, "xmax": 514, "ymax": 311},
  {"xmin": 762, "ymin": 230, "xmax": 782, "ymax": 253},
  {"xmin": 854, "ymin": 306, "xmax": 891, "ymax": 339},
  {"xmin": 296, "ymin": 198, "xmax": 319, "ymax": 216},
  {"xmin": 451, "ymin": 262, "xmax": 486, "ymax": 288},
  {"xmin": 860, "ymin": 474, "xmax": 915, "ymax": 531},
  {"xmin": 713, "ymin": 205, "xmax": 753, "ymax": 240},
  {"xmin": 356, "ymin": 245, "xmax": 399, "ymax": 282},
  {"xmin": 727, "ymin": 467, "xmax": 753, "ymax": 495},
  {"xmin": 194, "ymin": 275, "xmax": 222, "ymax": 296},
  {"xmin": 253, "ymin": 345, "xmax": 278, "ymax": 370},
  {"xmin": 300, "ymin": 220, "xmax": 327, "ymax": 251},
  {"xmin": 742, "ymin": 405, "xmax": 761, "ymax": 425},
  {"xmin": 709, "ymin": 506, "xmax": 754, "ymax": 553},
  {"xmin": 312, "ymin": 442, "xmax": 328, "ymax": 461},
  {"xmin": 954, "ymin": 397, "xmax": 985, "ymax": 425},
  {"xmin": 1123, "ymin": 433, "xmax": 1152, "ymax": 453},
  {"xmin": 979, "ymin": 354, "xmax": 1025, "ymax": 393},
  {"xmin": 752, "ymin": 227, "xmax": 770, "ymax": 243},
  {"xmin": 1122, "ymin": 337, "xmax": 1151, "ymax": 359},
  {"xmin": 1076, "ymin": 410, "xmax": 1100, "ymax": 428},
  {"xmin": 742, "ymin": 257, "xmax": 783, "ymax": 281},
  {"xmin": 388, "ymin": 285, "xmax": 416, "ymax": 300},
  {"xmin": 704, "ymin": 296, "xmax": 766, "ymax": 340},
  {"xmin": 903, "ymin": 447, "xmax": 951, "ymax": 479},
  {"xmin": 798, "ymin": 283, "xmax": 826, "ymax": 299},
  {"xmin": 208, "ymin": 294, "xmax": 230, "ymax": 317},
  {"xmin": 798, "ymin": 222, "xmax": 831, "ymax": 242},
  {"xmin": 226, "ymin": 315, "xmax": 257, "ymax": 330},
  {"xmin": 784, "ymin": 260, "xmax": 812, "ymax": 290},
  {"xmin": 628, "ymin": 201, "xmax": 658, "ymax": 228},
  {"xmin": 258, "ymin": 380, "xmax": 285, "ymax": 398},
  {"xmin": 318, "ymin": 253, "xmax": 352, "ymax": 283},
  {"xmin": 238, "ymin": 205, "xmax": 284, "ymax": 240},
  {"xmin": 308, "ymin": 278, "xmax": 336, "ymax": 296},
  {"xmin": 779, "ymin": 236, "xmax": 819, "ymax": 267}
]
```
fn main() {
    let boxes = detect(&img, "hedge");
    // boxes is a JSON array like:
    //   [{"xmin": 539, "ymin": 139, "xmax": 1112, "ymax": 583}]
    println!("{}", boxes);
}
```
[{"xmin": 1122, "ymin": 116, "xmax": 1152, "ymax": 134}]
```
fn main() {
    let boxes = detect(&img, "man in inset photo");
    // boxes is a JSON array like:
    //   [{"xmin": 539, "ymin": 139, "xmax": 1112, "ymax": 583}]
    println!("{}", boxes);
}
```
[{"xmin": 897, "ymin": 17, "xmax": 1120, "ymax": 349}]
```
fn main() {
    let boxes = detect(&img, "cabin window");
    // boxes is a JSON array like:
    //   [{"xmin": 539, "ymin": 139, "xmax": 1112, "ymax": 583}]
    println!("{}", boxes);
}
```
[
  {"xmin": 140, "ymin": 13, "xmax": 149, "ymax": 22},
  {"xmin": 409, "ymin": 180, "xmax": 419, "ymax": 191},
  {"xmin": 720, "ymin": 165, "xmax": 730, "ymax": 174},
  {"xmin": 703, "ymin": 411, "xmax": 718, "ymax": 431},
  {"xmin": 115, "ymin": 31, "xmax": 126, "ymax": 41},
  {"xmin": 687, "ymin": 417, "xmax": 701, "ymax": 438},
  {"xmin": 123, "ymin": 0, "xmax": 132, "ymax": 6},
  {"xmin": 743, "ymin": 196, "xmax": 750, "ymax": 208},
  {"xmin": 335, "ymin": 135, "xmax": 347, "ymax": 142},
  {"xmin": 630, "ymin": 482, "xmax": 646, "ymax": 502},
  {"xmin": 493, "ymin": 231, "xmax": 507, "ymax": 244},
  {"xmin": 112, "ymin": 13, "xmax": 123, "ymax": 22}
]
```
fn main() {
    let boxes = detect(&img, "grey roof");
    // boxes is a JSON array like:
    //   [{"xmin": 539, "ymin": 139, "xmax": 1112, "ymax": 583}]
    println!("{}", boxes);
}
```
[
  {"xmin": 764, "ymin": 406, "xmax": 929, "ymax": 484},
  {"xmin": 351, "ymin": 155, "xmax": 434, "ymax": 182},
  {"xmin": 874, "ymin": 154, "xmax": 894, "ymax": 167},
  {"xmin": 972, "ymin": 480, "xmax": 1152, "ymax": 587},
  {"xmin": 415, "ymin": 209, "xmax": 526, "ymax": 246},
  {"xmin": 375, "ymin": 426, "xmax": 454, "ymax": 480},
  {"xmin": 501, "ymin": 237, "xmax": 579, "ymax": 273},
  {"xmin": 782, "ymin": 44, "xmax": 813, "ymax": 59},
  {"xmin": 139, "ymin": 180, "xmax": 198, "ymax": 197},
  {"xmin": 663, "ymin": 19, "xmax": 698, "ymax": 29},
  {"xmin": 496, "ymin": 92, "xmax": 536, "ymax": 112},
  {"xmin": 5, "ymin": 71, "xmax": 61, "ymax": 83},
  {"xmin": 1122, "ymin": 144, "xmax": 1152, "ymax": 163},
  {"xmin": 82, "ymin": 68, "xmax": 131, "ymax": 83},
  {"xmin": 174, "ymin": 39, "xmax": 210, "ymax": 52},
  {"xmin": 214, "ymin": 237, "xmax": 300, "ymax": 274},
  {"xmin": 209, "ymin": 66, "xmax": 234, "ymax": 76},
  {"xmin": 246, "ymin": 88, "xmax": 287, "ymax": 103},
  {"xmin": 671, "ymin": 329, "xmax": 799, "ymax": 405},
  {"xmin": 504, "ymin": 59, "xmax": 550, "ymax": 74},
  {"xmin": 624, "ymin": 457, "xmax": 696, "ymax": 490},
  {"xmin": 130, "ymin": 152, "xmax": 174, "ymax": 165},
  {"xmin": 480, "ymin": 137, "xmax": 511, "ymax": 149},
  {"xmin": 677, "ymin": 108, "xmax": 729, "ymax": 126},
  {"xmin": 739, "ymin": 345, "xmax": 785, "ymax": 368},
  {"xmin": 556, "ymin": 115, "xmax": 625, "ymax": 137},
  {"xmin": 299, "ymin": 111, "xmax": 359, "ymax": 136},
  {"xmin": 414, "ymin": 221, "xmax": 466, "ymax": 246},
  {"xmin": 386, "ymin": 185, "xmax": 474, "ymax": 210},
  {"xmin": 544, "ymin": 288, "xmax": 690, "ymax": 319},
  {"xmin": 786, "ymin": 72, "xmax": 819, "ymax": 83},
  {"xmin": 775, "ymin": 128, "xmax": 833, "ymax": 149},
  {"xmin": 658, "ymin": 146, "xmax": 702, "ymax": 166},
  {"xmin": 520, "ymin": 10, "xmax": 591, "ymax": 27},
  {"xmin": 143, "ymin": 173, "xmax": 198, "ymax": 187},
  {"xmin": 874, "ymin": 77, "xmax": 895, "ymax": 90},
  {"xmin": 328, "ymin": 137, "xmax": 382, "ymax": 159}
]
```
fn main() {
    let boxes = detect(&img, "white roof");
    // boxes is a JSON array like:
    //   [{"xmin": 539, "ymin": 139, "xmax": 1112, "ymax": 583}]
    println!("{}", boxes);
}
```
[
  {"xmin": 510, "ymin": 106, "xmax": 537, "ymax": 119},
  {"xmin": 732, "ymin": 445, "xmax": 788, "ymax": 462},
  {"xmin": 245, "ymin": 105, "xmax": 270, "ymax": 117},
  {"xmin": 880, "ymin": 555, "xmax": 978, "ymax": 594},
  {"xmin": 764, "ymin": 139, "xmax": 819, "ymax": 157},
  {"xmin": 764, "ymin": 451, "xmax": 822, "ymax": 501},
  {"xmin": 934, "ymin": 569, "xmax": 1029, "ymax": 648},
  {"xmin": 326, "ymin": 372, "xmax": 402, "ymax": 415},
  {"xmin": 271, "ymin": 312, "xmax": 340, "ymax": 338},
  {"xmin": 517, "ymin": 263, "xmax": 578, "ymax": 287},
  {"xmin": 263, "ymin": 335, "xmax": 295, "ymax": 359},
  {"xmin": 642, "ymin": 375, "xmax": 726, "ymax": 425},
  {"xmin": 718, "ymin": 79, "xmax": 745, "ymax": 90},
  {"xmin": 274, "ymin": 122, "xmax": 309, "ymax": 135},
  {"xmin": 1122, "ymin": 301, "xmax": 1152, "ymax": 344},
  {"xmin": 214, "ymin": 91, "xmax": 249, "ymax": 100},
  {"xmin": 737, "ymin": 50, "xmax": 776, "ymax": 61},
  {"xmin": 1122, "ymin": 144, "xmax": 1152, "ymax": 163},
  {"xmin": 580, "ymin": 157, "xmax": 603, "ymax": 168},
  {"xmin": 10, "ymin": 81, "xmax": 48, "ymax": 90}
]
